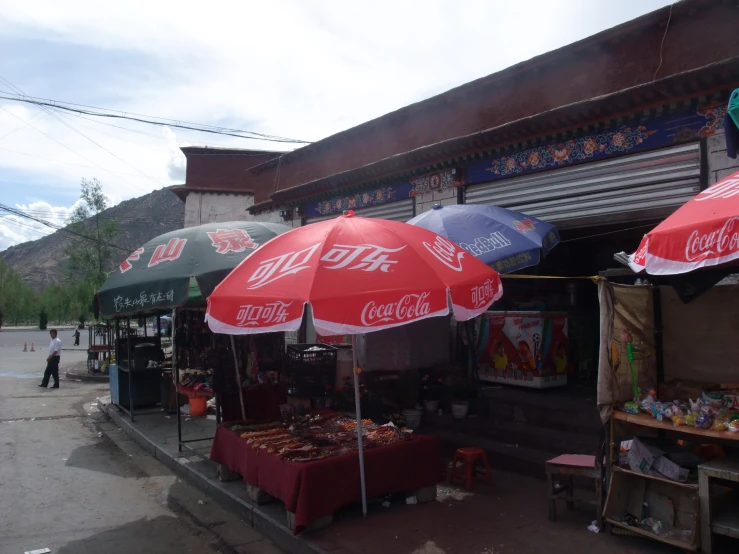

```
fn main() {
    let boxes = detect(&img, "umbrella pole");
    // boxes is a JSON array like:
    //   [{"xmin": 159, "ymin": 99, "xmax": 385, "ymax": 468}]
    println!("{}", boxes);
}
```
[
  {"xmin": 465, "ymin": 320, "xmax": 487, "ymax": 417},
  {"xmin": 351, "ymin": 334, "xmax": 368, "ymax": 517},
  {"xmin": 230, "ymin": 335, "xmax": 247, "ymax": 421}
]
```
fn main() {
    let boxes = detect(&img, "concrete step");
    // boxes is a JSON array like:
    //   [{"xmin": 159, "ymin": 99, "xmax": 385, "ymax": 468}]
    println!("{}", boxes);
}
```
[
  {"xmin": 425, "ymin": 413, "xmax": 597, "ymax": 456},
  {"xmin": 480, "ymin": 384, "xmax": 603, "ymax": 436}
]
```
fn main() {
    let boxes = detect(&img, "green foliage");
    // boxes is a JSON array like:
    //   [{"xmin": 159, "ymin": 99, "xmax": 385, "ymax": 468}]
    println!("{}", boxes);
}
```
[
  {"xmin": 0, "ymin": 259, "xmax": 98, "ymax": 327},
  {"xmin": 39, "ymin": 309, "xmax": 48, "ymax": 330},
  {"xmin": 0, "ymin": 259, "xmax": 29, "ymax": 328},
  {"xmin": 64, "ymin": 178, "xmax": 119, "ymax": 288}
]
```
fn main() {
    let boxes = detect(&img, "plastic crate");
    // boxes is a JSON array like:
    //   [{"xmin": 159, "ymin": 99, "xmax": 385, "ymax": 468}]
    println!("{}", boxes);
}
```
[
  {"xmin": 283, "ymin": 344, "xmax": 338, "ymax": 396},
  {"xmin": 286, "ymin": 344, "xmax": 338, "ymax": 368}
]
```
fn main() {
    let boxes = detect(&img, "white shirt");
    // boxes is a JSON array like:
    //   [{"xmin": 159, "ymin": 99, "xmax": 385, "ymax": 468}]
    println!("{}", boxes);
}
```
[{"xmin": 48, "ymin": 337, "xmax": 62, "ymax": 357}]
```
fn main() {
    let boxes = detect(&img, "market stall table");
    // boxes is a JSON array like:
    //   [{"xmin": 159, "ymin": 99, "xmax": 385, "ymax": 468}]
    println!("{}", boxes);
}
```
[{"xmin": 210, "ymin": 424, "xmax": 445, "ymax": 533}]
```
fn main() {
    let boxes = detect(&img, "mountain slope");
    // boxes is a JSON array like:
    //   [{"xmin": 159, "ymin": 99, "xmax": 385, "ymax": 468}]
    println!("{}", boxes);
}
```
[{"xmin": 0, "ymin": 187, "xmax": 185, "ymax": 289}]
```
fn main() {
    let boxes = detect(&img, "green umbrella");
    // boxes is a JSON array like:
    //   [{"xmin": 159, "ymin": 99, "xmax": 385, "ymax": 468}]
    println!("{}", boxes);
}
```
[{"xmin": 96, "ymin": 221, "xmax": 291, "ymax": 318}]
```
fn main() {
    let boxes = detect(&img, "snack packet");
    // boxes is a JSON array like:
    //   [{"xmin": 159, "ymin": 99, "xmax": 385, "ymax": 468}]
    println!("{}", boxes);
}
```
[
  {"xmin": 712, "ymin": 409, "xmax": 731, "ymax": 432},
  {"xmin": 728, "ymin": 420, "xmax": 739, "ymax": 433},
  {"xmin": 672, "ymin": 414, "xmax": 687, "ymax": 427}
]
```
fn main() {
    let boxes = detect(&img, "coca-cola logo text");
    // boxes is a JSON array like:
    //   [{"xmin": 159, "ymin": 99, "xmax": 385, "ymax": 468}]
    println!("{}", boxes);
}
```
[
  {"xmin": 360, "ymin": 292, "xmax": 431, "ymax": 326},
  {"xmin": 695, "ymin": 177, "xmax": 739, "ymax": 201},
  {"xmin": 321, "ymin": 244, "xmax": 405, "ymax": 272},
  {"xmin": 236, "ymin": 301, "xmax": 293, "ymax": 326},
  {"xmin": 423, "ymin": 236, "xmax": 465, "ymax": 272},
  {"xmin": 471, "ymin": 278, "xmax": 498, "ymax": 308},
  {"xmin": 248, "ymin": 244, "xmax": 320, "ymax": 289},
  {"xmin": 632, "ymin": 242, "xmax": 647, "ymax": 266},
  {"xmin": 685, "ymin": 217, "xmax": 739, "ymax": 262}
]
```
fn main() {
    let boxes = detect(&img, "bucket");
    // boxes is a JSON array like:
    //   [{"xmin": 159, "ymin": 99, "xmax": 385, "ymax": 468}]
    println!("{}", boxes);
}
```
[
  {"xmin": 402, "ymin": 408, "xmax": 423, "ymax": 430},
  {"xmin": 451, "ymin": 402, "xmax": 469, "ymax": 419},
  {"xmin": 189, "ymin": 396, "xmax": 207, "ymax": 417}
]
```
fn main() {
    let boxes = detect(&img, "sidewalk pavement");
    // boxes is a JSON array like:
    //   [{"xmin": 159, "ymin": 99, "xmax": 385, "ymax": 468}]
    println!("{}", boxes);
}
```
[{"xmin": 97, "ymin": 397, "xmax": 676, "ymax": 554}]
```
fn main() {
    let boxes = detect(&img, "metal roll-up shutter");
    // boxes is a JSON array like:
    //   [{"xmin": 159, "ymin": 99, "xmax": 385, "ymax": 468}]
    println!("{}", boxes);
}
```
[
  {"xmin": 464, "ymin": 143, "xmax": 701, "ymax": 229},
  {"xmin": 304, "ymin": 197, "xmax": 415, "ymax": 225}
]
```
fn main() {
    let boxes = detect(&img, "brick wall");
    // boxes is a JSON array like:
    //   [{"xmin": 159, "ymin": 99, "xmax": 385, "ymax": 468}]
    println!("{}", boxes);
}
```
[
  {"xmin": 416, "ymin": 187, "xmax": 459, "ymax": 215},
  {"xmin": 707, "ymin": 131, "xmax": 739, "ymax": 185}
]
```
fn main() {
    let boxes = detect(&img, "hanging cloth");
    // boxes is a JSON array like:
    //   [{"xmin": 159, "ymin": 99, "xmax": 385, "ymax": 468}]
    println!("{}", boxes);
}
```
[{"xmin": 726, "ymin": 89, "xmax": 739, "ymax": 159}]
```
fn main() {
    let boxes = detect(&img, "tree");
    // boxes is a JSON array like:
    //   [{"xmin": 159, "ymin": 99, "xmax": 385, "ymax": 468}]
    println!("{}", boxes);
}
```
[
  {"xmin": 65, "ymin": 178, "xmax": 119, "ymax": 288},
  {"xmin": 39, "ymin": 309, "xmax": 48, "ymax": 330},
  {"xmin": 0, "ymin": 260, "xmax": 23, "ymax": 329}
]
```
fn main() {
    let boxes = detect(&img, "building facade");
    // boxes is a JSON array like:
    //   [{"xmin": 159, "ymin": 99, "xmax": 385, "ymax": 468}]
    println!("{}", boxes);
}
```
[{"xmin": 175, "ymin": 1, "xmax": 739, "ymax": 248}]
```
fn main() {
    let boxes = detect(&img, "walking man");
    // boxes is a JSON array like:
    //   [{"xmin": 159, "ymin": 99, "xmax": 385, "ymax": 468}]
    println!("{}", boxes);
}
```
[
  {"xmin": 73, "ymin": 328, "xmax": 80, "ymax": 346},
  {"xmin": 39, "ymin": 329, "xmax": 62, "ymax": 389}
]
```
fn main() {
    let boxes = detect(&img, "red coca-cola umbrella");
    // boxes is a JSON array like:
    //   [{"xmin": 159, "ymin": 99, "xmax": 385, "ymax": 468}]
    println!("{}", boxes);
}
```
[
  {"xmin": 630, "ymin": 170, "xmax": 739, "ymax": 274},
  {"xmin": 206, "ymin": 210, "xmax": 502, "ymax": 514}
]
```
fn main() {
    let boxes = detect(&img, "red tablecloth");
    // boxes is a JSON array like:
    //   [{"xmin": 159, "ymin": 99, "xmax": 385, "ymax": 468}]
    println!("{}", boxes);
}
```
[
  {"xmin": 220, "ymin": 385, "xmax": 286, "ymax": 423},
  {"xmin": 210, "ymin": 425, "xmax": 445, "ymax": 533}
]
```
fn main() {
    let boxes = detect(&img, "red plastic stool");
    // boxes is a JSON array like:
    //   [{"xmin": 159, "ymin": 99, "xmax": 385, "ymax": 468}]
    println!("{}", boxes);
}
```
[{"xmin": 448, "ymin": 447, "xmax": 492, "ymax": 490}]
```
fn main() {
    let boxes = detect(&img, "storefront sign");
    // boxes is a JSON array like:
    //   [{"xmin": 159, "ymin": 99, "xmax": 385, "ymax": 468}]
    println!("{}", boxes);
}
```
[
  {"xmin": 465, "ymin": 103, "xmax": 727, "ymax": 186},
  {"xmin": 306, "ymin": 168, "xmax": 460, "ymax": 217},
  {"xmin": 304, "ymin": 102, "xmax": 727, "ymax": 219}
]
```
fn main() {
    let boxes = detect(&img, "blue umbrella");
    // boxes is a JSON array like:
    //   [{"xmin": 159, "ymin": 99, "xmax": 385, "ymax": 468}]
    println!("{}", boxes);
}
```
[{"xmin": 407, "ymin": 204, "xmax": 559, "ymax": 273}]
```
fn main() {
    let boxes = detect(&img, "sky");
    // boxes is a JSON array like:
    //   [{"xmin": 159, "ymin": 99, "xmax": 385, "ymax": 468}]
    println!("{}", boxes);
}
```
[{"xmin": 0, "ymin": 0, "xmax": 674, "ymax": 250}]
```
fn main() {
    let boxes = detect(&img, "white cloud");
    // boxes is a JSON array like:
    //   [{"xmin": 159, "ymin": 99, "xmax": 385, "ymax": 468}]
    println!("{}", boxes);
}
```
[
  {"xmin": 0, "ymin": 196, "xmax": 124, "ymax": 250},
  {"xmin": 0, "ymin": 0, "xmax": 674, "ymax": 244},
  {"xmin": 0, "ymin": 200, "xmax": 72, "ymax": 250}
]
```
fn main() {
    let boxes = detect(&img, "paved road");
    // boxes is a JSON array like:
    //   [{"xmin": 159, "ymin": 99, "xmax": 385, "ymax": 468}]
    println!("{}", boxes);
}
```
[
  {"xmin": 0, "ymin": 329, "xmax": 89, "ymax": 379},
  {"xmin": 0, "ymin": 334, "xmax": 275, "ymax": 553}
]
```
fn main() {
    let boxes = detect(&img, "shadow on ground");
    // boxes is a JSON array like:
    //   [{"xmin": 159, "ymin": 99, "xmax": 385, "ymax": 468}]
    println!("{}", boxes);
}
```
[
  {"xmin": 65, "ymin": 440, "xmax": 167, "ymax": 478},
  {"xmin": 57, "ymin": 515, "xmax": 217, "ymax": 554}
]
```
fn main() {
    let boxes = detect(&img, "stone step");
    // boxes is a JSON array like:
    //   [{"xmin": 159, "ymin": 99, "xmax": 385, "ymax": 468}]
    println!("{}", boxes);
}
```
[
  {"xmin": 425, "ymin": 413, "xmax": 598, "ymax": 456},
  {"xmin": 479, "ymin": 384, "xmax": 603, "ymax": 435}
]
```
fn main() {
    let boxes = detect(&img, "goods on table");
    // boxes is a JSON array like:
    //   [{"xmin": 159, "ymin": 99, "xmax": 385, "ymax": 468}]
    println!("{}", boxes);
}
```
[
  {"xmin": 179, "ymin": 368, "xmax": 213, "ymax": 395},
  {"xmin": 228, "ymin": 412, "xmax": 411, "ymax": 463},
  {"xmin": 619, "ymin": 387, "xmax": 739, "ymax": 434}
]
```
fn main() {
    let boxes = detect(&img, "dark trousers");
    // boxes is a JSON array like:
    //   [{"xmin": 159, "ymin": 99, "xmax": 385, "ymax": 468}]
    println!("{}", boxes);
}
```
[
  {"xmin": 41, "ymin": 356, "xmax": 60, "ymax": 387},
  {"xmin": 74, "ymin": 336, "xmax": 79, "ymax": 346}
]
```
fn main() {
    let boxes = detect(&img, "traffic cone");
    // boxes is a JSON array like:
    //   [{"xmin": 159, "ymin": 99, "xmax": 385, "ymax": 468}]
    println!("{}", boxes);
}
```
[
  {"xmin": 30, "ymin": 343, "xmax": 35, "ymax": 352},
  {"xmin": 23, "ymin": 342, "xmax": 27, "ymax": 352}
]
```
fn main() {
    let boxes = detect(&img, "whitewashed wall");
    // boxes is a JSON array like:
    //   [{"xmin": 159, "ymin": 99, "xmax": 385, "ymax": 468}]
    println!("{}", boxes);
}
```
[
  {"xmin": 184, "ymin": 192, "xmax": 298, "ymax": 228},
  {"xmin": 184, "ymin": 192, "xmax": 254, "ymax": 227}
]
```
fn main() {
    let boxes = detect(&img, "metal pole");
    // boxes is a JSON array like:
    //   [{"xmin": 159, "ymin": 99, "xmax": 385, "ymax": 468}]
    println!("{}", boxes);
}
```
[
  {"xmin": 212, "ymin": 331, "xmax": 221, "ymax": 425},
  {"xmin": 351, "ymin": 334, "xmax": 368, "ymax": 516},
  {"xmin": 465, "ymin": 320, "xmax": 487, "ymax": 417},
  {"xmin": 127, "ymin": 317, "xmax": 134, "ymax": 422},
  {"xmin": 174, "ymin": 310, "xmax": 182, "ymax": 452},
  {"xmin": 230, "ymin": 335, "xmax": 247, "ymax": 421}
]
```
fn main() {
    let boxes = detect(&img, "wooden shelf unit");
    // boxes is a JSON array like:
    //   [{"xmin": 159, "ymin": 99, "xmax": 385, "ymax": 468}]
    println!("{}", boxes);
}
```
[{"xmin": 612, "ymin": 411, "xmax": 739, "ymax": 442}]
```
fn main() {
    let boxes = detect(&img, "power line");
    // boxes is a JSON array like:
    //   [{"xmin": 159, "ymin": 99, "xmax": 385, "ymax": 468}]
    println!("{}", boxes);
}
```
[
  {"xmin": 0, "ymin": 215, "xmax": 54, "ymax": 236},
  {"xmin": 0, "ymin": 147, "xmax": 148, "ymax": 177},
  {"xmin": 0, "ymin": 91, "xmax": 311, "ymax": 144},
  {"xmin": 0, "ymin": 105, "xmax": 150, "ymax": 195},
  {"xmin": 0, "ymin": 110, "xmax": 49, "ymax": 141},
  {"xmin": 0, "ymin": 76, "xmax": 161, "ymax": 190},
  {"xmin": 67, "ymin": 111, "xmax": 280, "ymax": 151},
  {"xmin": 0, "ymin": 203, "xmax": 130, "ymax": 252}
]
